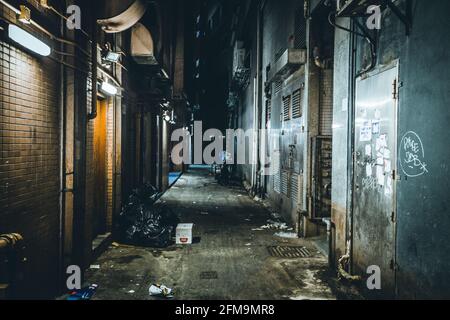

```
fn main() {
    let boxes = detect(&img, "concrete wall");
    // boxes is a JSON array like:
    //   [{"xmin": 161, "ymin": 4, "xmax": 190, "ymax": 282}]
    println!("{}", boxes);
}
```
[
  {"xmin": 236, "ymin": 0, "xmax": 307, "ymax": 227},
  {"xmin": 331, "ymin": 0, "xmax": 450, "ymax": 298},
  {"xmin": 393, "ymin": 0, "xmax": 450, "ymax": 299}
]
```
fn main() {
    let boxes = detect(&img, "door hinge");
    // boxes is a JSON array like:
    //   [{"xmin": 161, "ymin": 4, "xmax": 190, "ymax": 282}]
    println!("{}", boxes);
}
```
[
  {"xmin": 392, "ymin": 78, "xmax": 398, "ymax": 100},
  {"xmin": 391, "ymin": 211, "xmax": 396, "ymax": 223},
  {"xmin": 391, "ymin": 169, "xmax": 396, "ymax": 180}
]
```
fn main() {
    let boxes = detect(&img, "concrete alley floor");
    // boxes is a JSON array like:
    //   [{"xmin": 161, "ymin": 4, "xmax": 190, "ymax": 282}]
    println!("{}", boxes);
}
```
[{"xmin": 85, "ymin": 167, "xmax": 354, "ymax": 300}]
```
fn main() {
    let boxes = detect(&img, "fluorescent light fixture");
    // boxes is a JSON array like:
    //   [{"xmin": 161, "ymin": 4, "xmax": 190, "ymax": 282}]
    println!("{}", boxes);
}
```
[
  {"xmin": 100, "ymin": 81, "xmax": 118, "ymax": 96},
  {"xmin": 8, "ymin": 24, "xmax": 51, "ymax": 56},
  {"xmin": 104, "ymin": 51, "xmax": 121, "ymax": 63},
  {"xmin": 163, "ymin": 111, "xmax": 171, "ymax": 122}
]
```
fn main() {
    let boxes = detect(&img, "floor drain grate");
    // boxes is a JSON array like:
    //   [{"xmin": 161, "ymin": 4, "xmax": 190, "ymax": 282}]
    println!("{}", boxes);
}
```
[
  {"xmin": 267, "ymin": 246, "xmax": 311, "ymax": 258},
  {"xmin": 200, "ymin": 271, "xmax": 218, "ymax": 279}
]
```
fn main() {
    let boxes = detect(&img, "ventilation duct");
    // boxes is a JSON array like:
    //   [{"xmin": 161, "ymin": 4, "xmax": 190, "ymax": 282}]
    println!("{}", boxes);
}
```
[
  {"xmin": 268, "ymin": 49, "xmax": 307, "ymax": 83},
  {"xmin": 131, "ymin": 23, "xmax": 158, "ymax": 65},
  {"xmin": 97, "ymin": 0, "xmax": 148, "ymax": 33}
]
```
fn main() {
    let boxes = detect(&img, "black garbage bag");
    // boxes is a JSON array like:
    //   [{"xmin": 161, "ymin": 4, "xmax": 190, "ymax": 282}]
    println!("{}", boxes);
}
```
[
  {"xmin": 121, "ymin": 204, "xmax": 179, "ymax": 248},
  {"xmin": 117, "ymin": 184, "xmax": 179, "ymax": 248},
  {"xmin": 133, "ymin": 182, "xmax": 160, "ymax": 205}
]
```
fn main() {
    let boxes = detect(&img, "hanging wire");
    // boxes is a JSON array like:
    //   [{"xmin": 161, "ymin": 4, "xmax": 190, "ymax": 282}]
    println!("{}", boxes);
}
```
[{"xmin": 328, "ymin": 12, "xmax": 377, "ymax": 75}]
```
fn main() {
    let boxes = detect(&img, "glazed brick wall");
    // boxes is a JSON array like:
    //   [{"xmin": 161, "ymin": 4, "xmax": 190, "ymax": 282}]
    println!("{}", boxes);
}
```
[
  {"xmin": 85, "ymin": 80, "xmax": 115, "ymax": 242},
  {"xmin": 85, "ymin": 76, "xmax": 94, "ymax": 245},
  {"xmin": 106, "ymin": 99, "xmax": 114, "ymax": 230},
  {"xmin": 0, "ymin": 23, "xmax": 60, "ymax": 298}
]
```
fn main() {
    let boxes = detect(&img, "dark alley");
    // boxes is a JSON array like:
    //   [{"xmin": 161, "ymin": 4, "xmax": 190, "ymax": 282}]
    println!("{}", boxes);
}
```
[
  {"xmin": 83, "ymin": 166, "xmax": 342, "ymax": 300},
  {"xmin": 1, "ymin": 0, "xmax": 450, "ymax": 306}
]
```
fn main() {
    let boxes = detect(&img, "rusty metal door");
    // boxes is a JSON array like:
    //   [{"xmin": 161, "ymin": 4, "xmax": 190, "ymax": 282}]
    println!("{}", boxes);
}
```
[{"xmin": 353, "ymin": 63, "xmax": 398, "ymax": 296}]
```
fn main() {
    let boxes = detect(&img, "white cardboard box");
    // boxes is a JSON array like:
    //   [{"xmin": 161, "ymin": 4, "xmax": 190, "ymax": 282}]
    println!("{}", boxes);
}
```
[{"xmin": 176, "ymin": 223, "xmax": 194, "ymax": 245}]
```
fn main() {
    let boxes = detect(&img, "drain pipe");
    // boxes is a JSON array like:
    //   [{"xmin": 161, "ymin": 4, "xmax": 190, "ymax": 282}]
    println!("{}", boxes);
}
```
[
  {"xmin": 58, "ymin": 11, "xmax": 67, "ymax": 293},
  {"xmin": 88, "ymin": 9, "xmax": 98, "ymax": 121},
  {"xmin": 338, "ymin": 240, "xmax": 361, "ymax": 282},
  {"xmin": 322, "ymin": 218, "xmax": 333, "ymax": 268}
]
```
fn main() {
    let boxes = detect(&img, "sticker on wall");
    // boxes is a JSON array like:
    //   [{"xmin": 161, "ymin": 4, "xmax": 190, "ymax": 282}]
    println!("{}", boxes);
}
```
[
  {"xmin": 399, "ymin": 131, "xmax": 429, "ymax": 177},
  {"xmin": 362, "ymin": 176, "xmax": 377, "ymax": 191},
  {"xmin": 374, "ymin": 109, "xmax": 381, "ymax": 119},
  {"xmin": 366, "ymin": 164, "xmax": 373, "ymax": 177},
  {"xmin": 376, "ymin": 166, "xmax": 385, "ymax": 186},
  {"xmin": 360, "ymin": 121, "xmax": 372, "ymax": 142},
  {"xmin": 376, "ymin": 157, "xmax": 384, "ymax": 166},
  {"xmin": 372, "ymin": 120, "xmax": 380, "ymax": 135},
  {"xmin": 385, "ymin": 176, "xmax": 393, "ymax": 196},
  {"xmin": 384, "ymin": 160, "xmax": 392, "ymax": 173},
  {"xmin": 365, "ymin": 145, "xmax": 372, "ymax": 157}
]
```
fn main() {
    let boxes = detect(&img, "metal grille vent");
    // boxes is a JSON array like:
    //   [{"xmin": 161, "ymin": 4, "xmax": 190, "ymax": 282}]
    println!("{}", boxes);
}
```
[
  {"xmin": 267, "ymin": 246, "xmax": 311, "ymax": 258},
  {"xmin": 294, "ymin": 7, "xmax": 307, "ymax": 49},
  {"xmin": 291, "ymin": 173, "xmax": 299, "ymax": 205},
  {"xmin": 319, "ymin": 70, "xmax": 334, "ymax": 136},
  {"xmin": 292, "ymin": 89, "xmax": 302, "ymax": 119},
  {"xmin": 281, "ymin": 170, "xmax": 289, "ymax": 196},
  {"xmin": 273, "ymin": 172, "xmax": 281, "ymax": 194},
  {"xmin": 274, "ymin": 80, "xmax": 282, "ymax": 95},
  {"xmin": 283, "ymin": 95, "xmax": 291, "ymax": 122},
  {"xmin": 273, "ymin": 151, "xmax": 281, "ymax": 193},
  {"xmin": 266, "ymin": 99, "xmax": 272, "ymax": 122}
]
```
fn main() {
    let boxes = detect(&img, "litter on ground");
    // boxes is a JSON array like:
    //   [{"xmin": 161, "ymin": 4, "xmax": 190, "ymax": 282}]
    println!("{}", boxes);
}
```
[
  {"xmin": 149, "ymin": 284, "xmax": 174, "ymax": 298},
  {"xmin": 274, "ymin": 232, "xmax": 298, "ymax": 239}
]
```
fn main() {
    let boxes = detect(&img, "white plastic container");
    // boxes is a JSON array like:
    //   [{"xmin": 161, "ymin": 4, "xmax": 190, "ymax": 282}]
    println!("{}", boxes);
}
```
[{"xmin": 176, "ymin": 223, "xmax": 194, "ymax": 245}]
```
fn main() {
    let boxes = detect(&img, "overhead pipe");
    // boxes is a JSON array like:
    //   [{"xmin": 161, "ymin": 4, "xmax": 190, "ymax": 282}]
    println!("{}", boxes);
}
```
[
  {"xmin": 88, "ymin": 9, "xmax": 98, "ymax": 121},
  {"xmin": 97, "ymin": 0, "xmax": 148, "ymax": 34},
  {"xmin": 0, "ymin": 234, "xmax": 23, "ymax": 252}
]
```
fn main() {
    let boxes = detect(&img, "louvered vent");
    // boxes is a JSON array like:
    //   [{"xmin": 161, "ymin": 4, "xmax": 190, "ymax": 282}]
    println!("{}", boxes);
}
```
[
  {"xmin": 319, "ymin": 70, "xmax": 334, "ymax": 136},
  {"xmin": 273, "ymin": 171, "xmax": 281, "ymax": 194},
  {"xmin": 283, "ymin": 95, "xmax": 291, "ymax": 122},
  {"xmin": 291, "ymin": 173, "xmax": 303, "ymax": 208},
  {"xmin": 292, "ymin": 89, "xmax": 302, "ymax": 119},
  {"xmin": 274, "ymin": 80, "xmax": 282, "ymax": 95},
  {"xmin": 281, "ymin": 170, "xmax": 289, "ymax": 196},
  {"xmin": 273, "ymin": 150, "xmax": 281, "ymax": 193},
  {"xmin": 291, "ymin": 173, "xmax": 299, "ymax": 205},
  {"xmin": 266, "ymin": 99, "xmax": 272, "ymax": 122}
]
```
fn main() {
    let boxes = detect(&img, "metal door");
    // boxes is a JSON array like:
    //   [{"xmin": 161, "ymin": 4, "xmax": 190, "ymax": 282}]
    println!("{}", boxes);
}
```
[{"xmin": 353, "ymin": 63, "xmax": 398, "ymax": 296}]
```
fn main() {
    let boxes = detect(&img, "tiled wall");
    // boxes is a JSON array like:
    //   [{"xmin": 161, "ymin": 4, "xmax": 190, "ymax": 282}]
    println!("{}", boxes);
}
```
[{"xmin": 0, "ymin": 21, "xmax": 61, "ymax": 297}]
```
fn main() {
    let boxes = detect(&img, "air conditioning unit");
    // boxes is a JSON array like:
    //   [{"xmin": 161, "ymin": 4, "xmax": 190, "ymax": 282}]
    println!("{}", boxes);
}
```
[
  {"xmin": 233, "ymin": 41, "xmax": 246, "ymax": 74},
  {"xmin": 336, "ymin": 0, "xmax": 383, "ymax": 17},
  {"xmin": 267, "ymin": 49, "xmax": 307, "ymax": 83}
]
